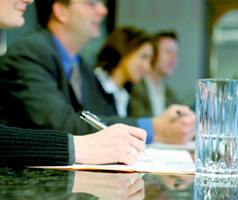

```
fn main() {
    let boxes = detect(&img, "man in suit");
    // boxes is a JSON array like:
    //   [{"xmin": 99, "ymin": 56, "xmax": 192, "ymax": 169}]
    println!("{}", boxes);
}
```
[
  {"xmin": 130, "ymin": 31, "xmax": 183, "ymax": 118},
  {"xmin": 0, "ymin": 0, "xmax": 195, "ymax": 145},
  {"xmin": 0, "ymin": 0, "xmax": 110, "ymax": 135},
  {"xmin": 0, "ymin": 0, "xmax": 147, "ymax": 167}
]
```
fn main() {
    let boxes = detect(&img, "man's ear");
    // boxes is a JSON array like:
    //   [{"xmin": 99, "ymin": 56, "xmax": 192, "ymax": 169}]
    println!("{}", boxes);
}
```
[{"xmin": 51, "ymin": 2, "xmax": 69, "ymax": 23}]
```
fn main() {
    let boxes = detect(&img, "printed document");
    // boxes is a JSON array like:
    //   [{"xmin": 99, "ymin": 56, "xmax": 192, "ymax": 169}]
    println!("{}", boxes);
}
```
[{"xmin": 31, "ymin": 148, "xmax": 195, "ymax": 175}]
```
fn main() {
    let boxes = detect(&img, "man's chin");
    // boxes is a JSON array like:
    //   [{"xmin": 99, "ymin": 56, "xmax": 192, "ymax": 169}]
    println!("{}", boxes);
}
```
[
  {"xmin": 86, "ymin": 33, "xmax": 101, "ymax": 44},
  {"xmin": 1, "ymin": 18, "xmax": 25, "ymax": 29},
  {"xmin": 92, "ymin": 28, "xmax": 102, "ymax": 38}
]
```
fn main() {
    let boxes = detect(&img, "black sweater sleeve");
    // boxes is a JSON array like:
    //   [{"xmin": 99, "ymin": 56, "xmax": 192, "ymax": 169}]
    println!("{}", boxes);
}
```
[{"xmin": 0, "ymin": 124, "xmax": 75, "ymax": 166}]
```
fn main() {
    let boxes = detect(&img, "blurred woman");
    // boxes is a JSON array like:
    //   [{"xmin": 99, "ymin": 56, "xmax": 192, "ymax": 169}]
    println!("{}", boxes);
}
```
[{"xmin": 93, "ymin": 26, "xmax": 154, "ymax": 118}]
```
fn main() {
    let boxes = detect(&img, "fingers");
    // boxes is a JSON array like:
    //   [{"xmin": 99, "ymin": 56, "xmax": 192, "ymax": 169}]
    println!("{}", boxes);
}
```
[
  {"xmin": 129, "ymin": 134, "xmax": 146, "ymax": 153},
  {"xmin": 128, "ymin": 146, "xmax": 137, "ymax": 155},
  {"xmin": 96, "ymin": 124, "xmax": 145, "ymax": 165},
  {"xmin": 127, "ymin": 125, "xmax": 147, "ymax": 142},
  {"xmin": 127, "ymin": 177, "xmax": 145, "ymax": 200},
  {"xmin": 124, "ymin": 145, "xmax": 140, "ymax": 165},
  {"xmin": 127, "ymin": 125, "xmax": 146, "ymax": 158},
  {"xmin": 76, "ymin": 124, "xmax": 147, "ymax": 165},
  {"xmin": 169, "ymin": 105, "xmax": 195, "ymax": 119},
  {"xmin": 116, "ymin": 124, "xmax": 146, "ymax": 164},
  {"xmin": 125, "ymin": 173, "xmax": 140, "ymax": 187},
  {"xmin": 177, "ymin": 113, "xmax": 196, "ymax": 137},
  {"xmin": 172, "ymin": 104, "xmax": 193, "ymax": 113},
  {"xmin": 115, "ymin": 124, "xmax": 146, "ymax": 154},
  {"xmin": 171, "ymin": 105, "xmax": 196, "ymax": 134}
]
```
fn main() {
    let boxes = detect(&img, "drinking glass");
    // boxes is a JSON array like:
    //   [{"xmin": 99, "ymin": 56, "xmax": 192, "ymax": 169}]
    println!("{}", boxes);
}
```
[{"xmin": 195, "ymin": 79, "xmax": 238, "ymax": 177}]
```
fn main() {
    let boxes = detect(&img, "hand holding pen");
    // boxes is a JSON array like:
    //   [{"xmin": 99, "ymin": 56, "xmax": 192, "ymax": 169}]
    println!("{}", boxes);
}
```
[
  {"xmin": 170, "ymin": 110, "xmax": 186, "ymax": 123},
  {"xmin": 152, "ymin": 105, "xmax": 196, "ymax": 144},
  {"xmin": 75, "ymin": 110, "xmax": 146, "ymax": 165}
]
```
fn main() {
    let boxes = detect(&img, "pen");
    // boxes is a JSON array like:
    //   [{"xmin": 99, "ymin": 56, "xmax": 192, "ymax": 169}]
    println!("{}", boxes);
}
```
[
  {"xmin": 170, "ymin": 110, "xmax": 186, "ymax": 123},
  {"xmin": 79, "ymin": 110, "xmax": 107, "ymax": 130}
]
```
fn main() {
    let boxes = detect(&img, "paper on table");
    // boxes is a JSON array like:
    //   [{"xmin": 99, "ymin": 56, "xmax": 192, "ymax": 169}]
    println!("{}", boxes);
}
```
[
  {"xmin": 147, "ymin": 141, "xmax": 195, "ymax": 151},
  {"xmin": 31, "ymin": 148, "xmax": 195, "ymax": 175}
]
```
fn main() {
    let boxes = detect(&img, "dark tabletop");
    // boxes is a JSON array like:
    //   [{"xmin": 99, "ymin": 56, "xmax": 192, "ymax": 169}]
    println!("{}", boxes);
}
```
[{"xmin": 0, "ymin": 168, "xmax": 237, "ymax": 200}]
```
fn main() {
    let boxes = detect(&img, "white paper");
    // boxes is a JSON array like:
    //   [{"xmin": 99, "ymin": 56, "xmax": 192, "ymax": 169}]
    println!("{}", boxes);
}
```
[
  {"xmin": 31, "ymin": 148, "xmax": 195, "ymax": 175},
  {"xmin": 147, "ymin": 141, "xmax": 195, "ymax": 151}
]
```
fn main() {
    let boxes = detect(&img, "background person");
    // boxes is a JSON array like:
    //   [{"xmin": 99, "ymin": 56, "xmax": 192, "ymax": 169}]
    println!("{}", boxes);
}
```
[
  {"xmin": 87, "ymin": 26, "xmax": 196, "ymax": 145},
  {"xmin": 0, "ymin": 0, "xmax": 195, "ymax": 145},
  {"xmin": 0, "ymin": 0, "xmax": 146, "ymax": 167},
  {"xmin": 130, "ymin": 31, "xmax": 185, "ymax": 118},
  {"xmin": 89, "ymin": 26, "xmax": 154, "ymax": 118}
]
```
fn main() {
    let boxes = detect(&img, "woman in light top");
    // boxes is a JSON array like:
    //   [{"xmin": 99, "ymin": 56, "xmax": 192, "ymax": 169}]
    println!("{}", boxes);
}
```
[{"xmin": 94, "ymin": 26, "xmax": 154, "ymax": 118}]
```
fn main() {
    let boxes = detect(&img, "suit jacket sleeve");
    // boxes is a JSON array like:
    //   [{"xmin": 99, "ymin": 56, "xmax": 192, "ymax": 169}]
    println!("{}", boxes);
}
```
[{"xmin": 129, "ymin": 80, "xmax": 153, "ymax": 117}]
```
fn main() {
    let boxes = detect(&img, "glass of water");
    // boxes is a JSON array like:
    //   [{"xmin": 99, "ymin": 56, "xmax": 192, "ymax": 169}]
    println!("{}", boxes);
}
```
[{"xmin": 195, "ymin": 79, "xmax": 238, "ymax": 177}]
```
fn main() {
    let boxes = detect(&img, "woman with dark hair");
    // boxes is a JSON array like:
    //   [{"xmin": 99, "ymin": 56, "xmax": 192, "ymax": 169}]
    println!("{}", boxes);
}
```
[
  {"xmin": 85, "ymin": 26, "xmax": 196, "ymax": 145},
  {"xmin": 94, "ymin": 26, "xmax": 154, "ymax": 118}
]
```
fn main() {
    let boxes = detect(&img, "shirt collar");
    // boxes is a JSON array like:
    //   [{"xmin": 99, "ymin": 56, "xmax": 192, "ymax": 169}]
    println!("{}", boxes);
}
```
[
  {"xmin": 94, "ymin": 67, "xmax": 130, "ymax": 118},
  {"xmin": 51, "ymin": 34, "xmax": 80, "ymax": 79},
  {"xmin": 94, "ymin": 67, "xmax": 119, "ymax": 94}
]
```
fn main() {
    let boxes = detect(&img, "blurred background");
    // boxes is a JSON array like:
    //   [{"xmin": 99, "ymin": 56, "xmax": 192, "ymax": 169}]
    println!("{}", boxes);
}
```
[{"xmin": 2, "ymin": 0, "xmax": 238, "ymax": 106}]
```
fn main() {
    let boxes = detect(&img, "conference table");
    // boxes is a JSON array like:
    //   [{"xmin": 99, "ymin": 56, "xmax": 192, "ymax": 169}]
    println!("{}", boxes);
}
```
[{"xmin": 0, "ymin": 167, "xmax": 236, "ymax": 199}]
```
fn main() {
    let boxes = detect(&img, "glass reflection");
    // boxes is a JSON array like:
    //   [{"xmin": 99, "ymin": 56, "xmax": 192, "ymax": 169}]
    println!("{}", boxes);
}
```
[{"xmin": 193, "ymin": 175, "xmax": 238, "ymax": 199}]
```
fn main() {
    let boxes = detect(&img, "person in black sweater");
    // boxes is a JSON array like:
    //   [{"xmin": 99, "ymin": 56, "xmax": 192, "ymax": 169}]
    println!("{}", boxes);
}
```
[{"xmin": 0, "ymin": 0, "xmax": 146, "ymax": 167}]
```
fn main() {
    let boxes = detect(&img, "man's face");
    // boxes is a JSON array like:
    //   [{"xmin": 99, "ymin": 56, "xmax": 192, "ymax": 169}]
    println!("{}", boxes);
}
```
[
  {"xmin": 66, "ymin": 0, "xmax": 108, "ymax": 43},
  {"xmin": 0, "ymin": 0, "xmax": 34, "ymax": 29},
  {"xmin": 154, "ymin": 37, "xmax": 178, "ymax": 78}
]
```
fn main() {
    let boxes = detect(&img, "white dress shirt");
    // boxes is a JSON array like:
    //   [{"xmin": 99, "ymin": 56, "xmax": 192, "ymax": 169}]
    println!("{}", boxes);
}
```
[
  {"xmin": 144, "ymin": 75, "xmax": 166, "ymax": 117},
  {"xmin": 94, "ymin": 68, "xmax": 130, "ymax": 118}
]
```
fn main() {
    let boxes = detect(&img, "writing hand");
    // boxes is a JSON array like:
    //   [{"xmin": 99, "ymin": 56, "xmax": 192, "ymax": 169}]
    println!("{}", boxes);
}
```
[
  {"xmin": 74, "ymin": 124, "xmax": 146, "ymax": 165},
  {"xmin": 152, "ymin": 104, "xmax": 196, "ymax": 144}
]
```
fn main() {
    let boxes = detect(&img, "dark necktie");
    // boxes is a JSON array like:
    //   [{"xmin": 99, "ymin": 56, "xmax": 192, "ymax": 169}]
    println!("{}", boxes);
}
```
[{"xmin": 70, "ymin": 62, "xmax": 82, "ymax": 104}]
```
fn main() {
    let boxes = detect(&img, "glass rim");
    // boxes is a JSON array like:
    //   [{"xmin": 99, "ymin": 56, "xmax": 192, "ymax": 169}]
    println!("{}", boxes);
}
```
[{"xmin": 197, "ymin": 78, "xmax": 238, "ymax": 83}]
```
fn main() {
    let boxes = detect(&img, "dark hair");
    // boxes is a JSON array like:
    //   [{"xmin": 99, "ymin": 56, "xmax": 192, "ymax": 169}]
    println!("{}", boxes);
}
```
[
  {"xmin": 35, "ymin": 0, "xmax": 70, "ymax": 28},
  {"xmin": 96, "ymin": 26, "xmax": 153, "ymax": 74},
  {"xmin": 154, "ymin": 31, "xmax": 177, "ymax": 42}
]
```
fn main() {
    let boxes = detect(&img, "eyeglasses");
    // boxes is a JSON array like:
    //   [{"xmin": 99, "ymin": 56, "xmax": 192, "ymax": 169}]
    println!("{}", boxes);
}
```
[{"xmin": 71, "ymin": 0, "xmax": 103, "ymax": 6}]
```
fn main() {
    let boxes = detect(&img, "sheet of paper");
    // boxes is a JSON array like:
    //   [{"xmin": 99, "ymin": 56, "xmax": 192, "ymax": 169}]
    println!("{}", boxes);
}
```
[
  {"xmin": 31, "ymin": 148, "xmax": 195, "ymax": 175},
  {"xmin": 147, "ymin": 141, "xmax": 195, "ymax": 151}
]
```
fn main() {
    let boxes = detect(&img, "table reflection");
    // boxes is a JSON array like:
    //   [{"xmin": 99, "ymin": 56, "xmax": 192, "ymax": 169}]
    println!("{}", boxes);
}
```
[
  {"xmin": 194, "ymin": 175, "xmax": 238, "ymax": 200},
  {"xmin": 72, "ymin": 171, "xmax": 145, "ymax": 200},
  {"xmin": 144, "ymin": 174, "xmax": 194, "ymax": 199},
  {"xmin": 0, "ymin": 168, "xmax": 195, "ymax": 200}
]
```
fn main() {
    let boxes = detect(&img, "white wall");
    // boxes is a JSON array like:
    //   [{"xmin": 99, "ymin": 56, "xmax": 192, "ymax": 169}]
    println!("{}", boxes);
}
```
[{"xmin": 116, "ymin": 0, "xmax": 207, "ymax": 105}]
